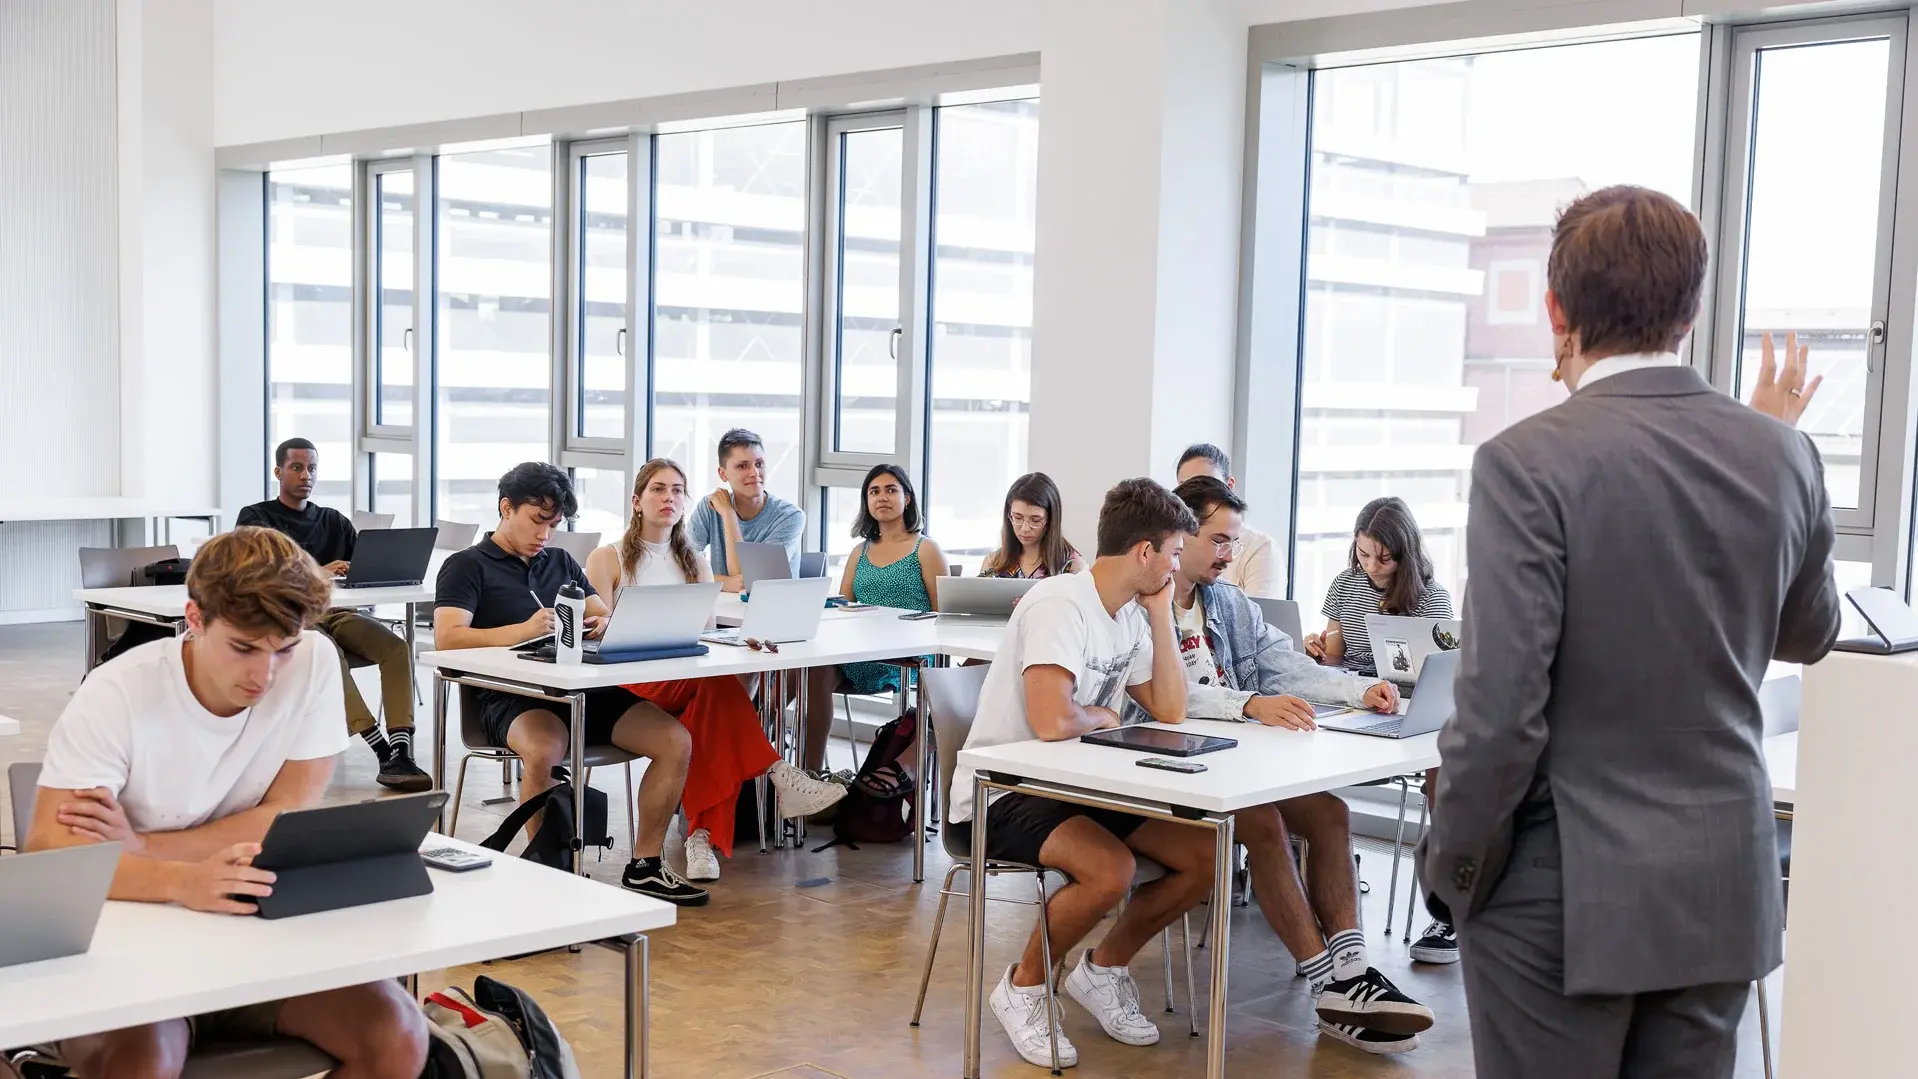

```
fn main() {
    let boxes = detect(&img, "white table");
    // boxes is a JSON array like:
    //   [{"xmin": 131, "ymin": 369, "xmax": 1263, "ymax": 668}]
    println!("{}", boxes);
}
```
[
  {"xmin": 956, "ymin": 719, "xmax": 1441, "ymax": 1079},
  {"xmin": 0, "ymin": 498, "xmax": 221, "ymax": 546},
  {"xmin": 74, "ymin": 583, "xmax": 437, "ymax": 672},
  {"xmin": 0, "ymin": 717, "xmax": 18, "ymax": 738},
  {"xmin": 1765, "ymin": 730, "xmax": 1798, "ymax": 805},
  {"xmin": 0, "ymin": 837, "xmax": 674, "ymax": 1078}
]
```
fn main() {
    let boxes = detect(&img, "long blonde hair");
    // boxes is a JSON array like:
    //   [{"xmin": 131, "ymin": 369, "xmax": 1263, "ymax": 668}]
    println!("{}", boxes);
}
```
[{"xmin": 619, "ymin": 458, "xmax": 701, "ymax": 585}]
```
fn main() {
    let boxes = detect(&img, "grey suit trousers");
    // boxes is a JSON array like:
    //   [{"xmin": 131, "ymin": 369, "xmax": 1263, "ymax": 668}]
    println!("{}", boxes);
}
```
[{"xmin": 1460, "ymin": 817, "xmax": 1752, "ymax": 1079}]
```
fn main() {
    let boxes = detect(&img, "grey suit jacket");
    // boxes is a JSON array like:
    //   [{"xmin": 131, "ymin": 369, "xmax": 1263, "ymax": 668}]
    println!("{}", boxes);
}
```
[{"xmin": 1419, "ymin": 364, "xmax": 1839, "ymax": 995}]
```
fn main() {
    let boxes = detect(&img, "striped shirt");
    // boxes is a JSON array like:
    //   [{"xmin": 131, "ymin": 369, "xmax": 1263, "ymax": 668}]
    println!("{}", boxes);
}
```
[{"xmin": 1318, "ymin": 568, "xmax": 1455, "ymax": 676}]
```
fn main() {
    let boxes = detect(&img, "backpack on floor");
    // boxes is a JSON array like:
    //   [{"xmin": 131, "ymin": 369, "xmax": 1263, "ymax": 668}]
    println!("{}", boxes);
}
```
[
  {"xmin": 479, "ymin": 766, "xmax": 611, "ymax": 873},
  {"xmin": 824, "ymin": 709, "xmax": 923, "ymax": 847},
  {"xmin": 422, "ymin": 975, "xmax": 582, "ymax": 1079}
]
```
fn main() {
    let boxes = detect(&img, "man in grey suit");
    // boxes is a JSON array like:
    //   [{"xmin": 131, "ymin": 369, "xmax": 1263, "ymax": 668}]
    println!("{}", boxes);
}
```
[{"xmin": 1420, "ymin": 185, "xmax": 1841, "ymax": 1078}]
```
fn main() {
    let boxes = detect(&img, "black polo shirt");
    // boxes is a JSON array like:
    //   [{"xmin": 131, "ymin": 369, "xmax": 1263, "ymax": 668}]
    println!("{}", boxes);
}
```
[
  {"xmin": 235, "ymin": 499, "xmax": 357, "ymax": 565},
  {"xmin": 434, "ymin": 532, "xmax": 597, "ymax": 629}
]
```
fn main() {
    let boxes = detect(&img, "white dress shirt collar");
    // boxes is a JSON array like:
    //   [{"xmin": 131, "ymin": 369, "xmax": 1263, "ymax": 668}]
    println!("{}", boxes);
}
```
[{"xmin": 1574, "ymin": 351, "xmax": 1682, "ymax": 391}]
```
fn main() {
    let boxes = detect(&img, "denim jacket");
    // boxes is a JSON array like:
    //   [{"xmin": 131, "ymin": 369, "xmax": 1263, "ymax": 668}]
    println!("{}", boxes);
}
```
[{"xmin": 1124, "ymin": 580, "xmax": 1375, "ymax": 724}]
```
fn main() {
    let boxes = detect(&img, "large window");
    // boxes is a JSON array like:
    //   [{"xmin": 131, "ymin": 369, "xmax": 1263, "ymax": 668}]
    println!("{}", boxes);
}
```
[
  {"xmin": 371, "ymin": 166, "xmax": 417, "ymax": 430},
  {"xmin": 266, "ymin": 164, "xmax": 354, "ymax": 509},
  {"xmin": 436, "ymin": 147, "xmax": 553, "ymax": 526},
  {"xmin": 925, "ymin": 99, "xmax": 1039, "ymax": 559},
  {"xmin": 576, "ymin": 149, "xmax": 629, "ymax": 443},
  {"xmin": 1291, "ymin": 35, "xmax": 1701, "ymax": 613},
  {"xmin": 651, "ymin": 122, "xmax": 807, "ymax": 501},
  {"xmin": 826, "ymin": 117, "xmax": 906, "ymax": 455}
]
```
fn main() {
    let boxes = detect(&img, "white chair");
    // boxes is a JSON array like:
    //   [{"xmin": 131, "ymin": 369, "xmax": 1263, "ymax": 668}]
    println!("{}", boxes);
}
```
[
  {"xmin": 351, "ymin": 511, "xmax": 395, "ymax": 531},
  {"xmin": 5, "ymin": 761, "xmax": 41, "ymax": 852},
  {"xmin": 546, "ymin": 530, "xmax": 600, "ymax": 565},
  {"xmin": 433, "ymin": 519, "xmax": 478, "ymax": 550},
  {"xmin": 909, "ymin": 665, "xmax": 1198, "ymax": 1064},
  {"xmin": 446, "ymin": 685, "xmax": 643, "ymax": 850}
]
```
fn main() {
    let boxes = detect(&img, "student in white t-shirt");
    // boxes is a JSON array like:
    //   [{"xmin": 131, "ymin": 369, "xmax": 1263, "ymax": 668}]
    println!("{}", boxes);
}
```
[
  {"xmin": 949, "ymin": 478, "xmax": 1212, "ymax": 1070},
  {"xmin": 27, "ymin": 527, "xmax": 427, "ymax": 1079}
]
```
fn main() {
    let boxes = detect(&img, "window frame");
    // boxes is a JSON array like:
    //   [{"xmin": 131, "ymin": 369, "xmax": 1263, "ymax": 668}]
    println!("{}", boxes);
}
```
[
  {"xmin": 559, "ymin": 135, "xmax": 648, "ymax": 473},
  {"xmin": 355, "ymin": 154, "xmax": 436, "ymax": 528}
]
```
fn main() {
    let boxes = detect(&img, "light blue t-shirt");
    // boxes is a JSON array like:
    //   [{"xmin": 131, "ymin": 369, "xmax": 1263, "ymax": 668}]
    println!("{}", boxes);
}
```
[{"xmin": 687, "ymin": 493, "xmax": 805, "ymax": 577}]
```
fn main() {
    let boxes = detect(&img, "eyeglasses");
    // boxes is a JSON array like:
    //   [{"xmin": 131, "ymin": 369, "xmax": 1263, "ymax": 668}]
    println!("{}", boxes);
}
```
[{"xmin": 1210, "ymin": 537, "xmax": 1246, "ymax": 556}]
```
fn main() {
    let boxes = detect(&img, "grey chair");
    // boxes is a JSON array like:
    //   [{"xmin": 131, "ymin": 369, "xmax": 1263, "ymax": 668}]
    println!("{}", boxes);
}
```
[
  {"xmin": 351, "ymin": 511, "xmax": 395, "ymax": 531},
  {"xmin": 433, "ymin": 519, "xmax": 479, "ymax": 550},
  {"xmin": 180, "ymin": 1041, "xmax": 337, "ymax": 1078},
  {"xmin": 1250, "ymin": 596, "xmax": 1306, "ymax": 653},
  {"xmin": 798, "ymin": 551, "xmax": 827, "ymax": 579},
  {"xmin": 6, "ymin": 761, "xmax": 41, "ymax": 852},
  {"xmin": 910, "ymin": 665, "xmax": 1198, "ymax": 1062},
  {"xmin": 79, "ymin": 545, "xmax": 180, "ymax": 589},
  {"xmin": 546, "ymin": 530, "xmax": 601, "ymax": 566},
  {"xmin": 447, "ymin": 685, "xmax": 643, "ymax": 850}
]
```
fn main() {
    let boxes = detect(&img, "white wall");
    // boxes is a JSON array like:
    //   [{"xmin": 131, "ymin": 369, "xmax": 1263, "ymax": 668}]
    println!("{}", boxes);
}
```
[{"xmin": 211, "ymin": 0, "xmax": 1044, "ymax": 146}]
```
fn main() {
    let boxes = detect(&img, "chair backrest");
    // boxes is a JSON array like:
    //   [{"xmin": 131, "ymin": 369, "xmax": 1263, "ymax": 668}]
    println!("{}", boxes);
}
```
[
  {"xmin": 798, "ymin": 551, "xmax": 827, "ymax": 579},
  {"xmin": 351, "ymin": 511, "xmax": 395, "ymax": 531},
  {"xmin": 8, "ymin": 761, "xmax": 43, "ymax": 847},
  {"xmin": 547, "ymin": 530, "xmax": 601, "ymax": 566},
  {"xmin": 948, "ymin": 563, "xmax": 964, "ymax": 576},
  {"xmin": 1252, "ymin": 596, "xmax": 1307, "ymax": 652},
  {"xmin": 433, "ymin": 519, "xmax": 479, "ymax": 550},
  {"xmin": 79, "ymin": 545, "xmax": 181, "ymax": 589},
  {"xmin": 457, "ymin": 686, "xmax": 498, "ymax": 750},
  {"xmin": 920, "ymin": 664, "xmax": 992, "ymax": 858}
]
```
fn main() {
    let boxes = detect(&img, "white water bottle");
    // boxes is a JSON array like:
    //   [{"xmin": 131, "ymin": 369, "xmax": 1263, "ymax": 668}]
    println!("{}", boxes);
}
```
[{"xmin": 554, "ymin": 581, "xmax": 586, "ymax": 665}]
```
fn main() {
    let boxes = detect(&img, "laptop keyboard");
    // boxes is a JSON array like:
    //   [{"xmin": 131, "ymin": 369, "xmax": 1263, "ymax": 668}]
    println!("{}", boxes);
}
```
[{"xmin": 1338, "ymin": 715, "xmax": 1405, "ymax": 736}]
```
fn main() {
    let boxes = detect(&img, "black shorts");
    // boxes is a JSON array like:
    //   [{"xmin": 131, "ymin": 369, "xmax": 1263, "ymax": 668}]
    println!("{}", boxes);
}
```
[
  {"xmin": 951, "ymin": 792, "xmax": 1145, "ymax": 868},
  {"xmin": 471, "ymin": 686, "xmax": 639, "ymax": 750}
]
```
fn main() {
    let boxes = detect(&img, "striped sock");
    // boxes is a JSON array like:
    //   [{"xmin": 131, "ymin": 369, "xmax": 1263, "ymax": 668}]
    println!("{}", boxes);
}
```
[
  {"xmin": 1328, "ymin": 928, "xmax": 1368, "ymax": 982},
  {"xmin": 388, "ymin": 727, "xmax": 413, "ymax": 755},
  {"xmin": 1299, "ymin": 947, "xmax": 1335, "ymax": 995},
  {"xmin": 359, "ymin": 727, "xmax": 391, "ymax": 758}
]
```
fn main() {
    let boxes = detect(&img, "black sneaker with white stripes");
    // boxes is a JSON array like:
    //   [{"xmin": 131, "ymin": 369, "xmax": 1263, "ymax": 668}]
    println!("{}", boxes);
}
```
[
  {"xmin": 1314, "ymin": 967, "xmax": 1434, "ymax": 1036},
  {"xmin": 621, "ymin": 857, "xmax": 710, "ymax": 906},
  {"xmin": 1411, "ymin": 920, "xmax": 1460, "ymax": 964},
  {"xmin": 1318, "ymin": 1019, "xmax": 1419, "ymax": 1055}
]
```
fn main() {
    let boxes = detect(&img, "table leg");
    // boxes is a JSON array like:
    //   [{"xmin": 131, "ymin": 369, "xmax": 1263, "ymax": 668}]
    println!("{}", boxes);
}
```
[
  {"xmin": 432, "ymin": 673, "xmax": 450, "ymax": 832},
  {"xmin": 964, "ymin": 774, "xmax": 989, "ymax": 1079},
  {"xmin": 571, "ymin": 690, "xmax": 587, "ymax": 877},
  {"xmin": 1205, "ymin": 814, "xmax": 1235, "ymax": 1079},
  {"xmin": 625, "ymin": 933, "xmax": 649, "ymax": 1079},
  {"xmin": 83, "ymin": 606, "xmax": 100, "ymax": 672},
  {"xmin": 913, "ymin": 695, "xmax": 928, "ymax": 883}
]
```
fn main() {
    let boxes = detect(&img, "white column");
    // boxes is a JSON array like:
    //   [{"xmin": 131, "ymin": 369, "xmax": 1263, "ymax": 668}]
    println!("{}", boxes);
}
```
[{"xmin": 1028, "ymin": 0, "xmax": 1248, "ymax": 545}]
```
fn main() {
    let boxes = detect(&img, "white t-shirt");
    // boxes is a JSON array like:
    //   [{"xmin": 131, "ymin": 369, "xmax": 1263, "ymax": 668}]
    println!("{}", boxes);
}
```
[
  {"xmin": 607, "ymin": 540, "xmax": 713, "ymax": 590},
  {"xmin": 949, "ymin": 571, "xmax": 1155, "ymax": 823},
  {"xmin": 38, "ymin": 634, "xmax": 349, "ymax": 833}
]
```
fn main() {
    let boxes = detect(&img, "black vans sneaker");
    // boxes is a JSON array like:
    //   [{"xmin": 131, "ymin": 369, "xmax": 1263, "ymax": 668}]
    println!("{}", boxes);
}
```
[
  {"xmin": 1315, "ymin": 967, "xmax": 1434, "ymax": 1036},
  {"xmin": 1411, "ymin": 920, "xmax": 1460, "ymax": 964},
  {"xmin": 622, "ymin": 857, "xmax": 711, "ymax": 906},
  {"xmin": 1318, "ymin": 1019, "xmax": 1419, "ymax": 1055}
]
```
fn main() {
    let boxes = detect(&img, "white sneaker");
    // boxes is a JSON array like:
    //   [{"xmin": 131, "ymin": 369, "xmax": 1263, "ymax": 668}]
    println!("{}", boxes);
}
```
[
  {"xmin": 683, "ymin": 828, "xmax": 720, "ymax": 881},
  {"xmin": 989, "ymin": 965, "xmax": 1078, "ymax": 1069},
  {"xmin": 767, "ymin": 760, "xmax": 849, "ymax": 818},
  {"xmin": 1063, "ymin": 950, "xmax": 1160, "ymax": 1046}
]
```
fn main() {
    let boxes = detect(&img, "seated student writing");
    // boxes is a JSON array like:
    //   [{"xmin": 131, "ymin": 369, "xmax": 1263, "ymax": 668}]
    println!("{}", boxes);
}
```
[
  {"xmin": 950, "ymin": 478, "xmax": 1214, "ymax": 1069},
  {"xmin": 236, "ymin": 436, "xmax": 430, "ymax": 792},
  {"xmin": 27, "ymin": 527, "xmax": 428, "ymax": 1079},
  {"xmin": 584, "ymin": 458, "xmax": 846, "ymax": 882},
  {"xmin": 979, "ymin": 471, "xmax": 1084, "ymax": 579},
  {"xmin": 1174, "ymin": 443, "xmax": 1279, "ymax": 597},
  {"xmin": 433, "ymin": 462, "xmax": 707, "ymax": 907},
  {"xmin": 801, "ymin": 464, "xmax": 949, "ymax": 772},
  {"xmin": 1127, "ymin": 477, "xmax": 1435, "ymax": 1054},
  {"xmin": 1304, "ymin": 496, "xmax": 1454, "ymax": 676},
  {"xmin": 688, "ymin": 428, "xmax": 806, "ymax": 592}
]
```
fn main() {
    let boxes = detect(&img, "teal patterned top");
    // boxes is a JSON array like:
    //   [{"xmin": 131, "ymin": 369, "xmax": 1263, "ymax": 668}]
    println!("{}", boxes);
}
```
[{"xmin": 841, "ymin": 536, "xmax": 931, "ymax": 695}]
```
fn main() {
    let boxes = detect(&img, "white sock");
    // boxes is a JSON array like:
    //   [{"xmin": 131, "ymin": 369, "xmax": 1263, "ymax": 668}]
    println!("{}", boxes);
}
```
[
  {"xmin": 1299, "ymin": 947, "xmax": 1335, "ymax": 994},
  {"xmin": 1006, "ymin": 966, "xmax": 1045, "ymax": 996},
  {"xmin": 1328, "ymin": 928, "xmax": 1368, "ymax": 982}
]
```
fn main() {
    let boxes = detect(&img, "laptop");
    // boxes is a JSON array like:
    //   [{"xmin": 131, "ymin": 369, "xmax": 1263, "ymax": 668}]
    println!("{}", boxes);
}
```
[
  {"xmin": 736, "ymin": 541, "xmax": 795, "ymax": 593},
  {"xmin": 0, "ymin": 842, "xmax": 120, "ymax": 967},
  {"xmin": 704, "ymin": 576, "xmax": 833, "ymax": 645},
  {"xmin": 1319, "ymin": 648, "xmax": 1457, "ymax": 739},
  {"xmin": 338, "ymin": 527, "xmax": 439, "ymax": 588},
  {"xmin": 1364, "ymin": 613, "xmax": 1463, "ymax": 688},
  {"xmin": 520, "ymin": 582, "xmax": 720, "ymax": 663},
  {"xmin": 252, "ymin": 792, "xmax": 445, "ymax": 919},
  {"xmin": 936, "ymin": 576, "xmax": 1039, "ymax": 623},
  {"xmin": 1833, "ymin": 587, "xmax": 1918, "ymax": 654}
]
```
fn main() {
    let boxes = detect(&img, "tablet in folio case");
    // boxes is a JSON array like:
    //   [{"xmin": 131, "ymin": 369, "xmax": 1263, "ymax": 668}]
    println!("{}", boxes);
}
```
[
  {"xmin": 249, "ymin": 791, "xmax": 446, "ymax": 919},
  {"xmin": 1079, "ymin": 727, "xmax": 1238, "ymax": 757}
]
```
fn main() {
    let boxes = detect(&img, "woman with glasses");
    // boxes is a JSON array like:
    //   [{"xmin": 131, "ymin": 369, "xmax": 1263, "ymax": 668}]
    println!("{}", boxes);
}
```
[
  {"xmin": 1304, "ymin": 496, "xmax": 1453, "ymax": 676},
  {"xmin": 979, "ymin": 472, "xmax": 1084, "ymax": 579}
]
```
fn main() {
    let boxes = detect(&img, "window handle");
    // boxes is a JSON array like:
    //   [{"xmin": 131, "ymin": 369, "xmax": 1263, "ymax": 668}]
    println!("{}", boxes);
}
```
[
  {"xmin": 402, "ymin": 328, "xmax": 413, "ymax": 353},
  {"xmin": 616, "ymin": 327, "xmax": 627, "ymax": 358},
  {"xmin": 889, "ymin": 326, "xmax": 903, "ymax": 360}
]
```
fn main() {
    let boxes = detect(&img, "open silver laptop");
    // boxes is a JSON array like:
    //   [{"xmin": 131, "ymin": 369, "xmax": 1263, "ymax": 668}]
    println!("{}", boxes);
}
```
[
  {"xmin": 704, "ymin": 576, "xmax": 833, "ymax": 645},
  {"xmin": 1365, "ymin": 613, "xmax": 1462, "ymax": 688},
  {"xmin": 0, "ymin": 842, "xmax": 120, "ymax": 967},
  {"xmin": 936, "ymin": 576, "xmax": 1039, "ymax": 623},
  {"xmin": 597, "ymin": 582, "xmax": 721, "ymax": 651},
  {"xmin": 736, "ymin": 541, "xmax": 794, "ymax": 593},
  {"xmin": 1319, "ymin": 649, "xmax": 1457, "ymax": 739}
]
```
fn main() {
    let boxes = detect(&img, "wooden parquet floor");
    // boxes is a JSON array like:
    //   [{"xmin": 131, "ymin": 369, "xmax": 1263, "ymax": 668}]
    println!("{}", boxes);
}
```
[{"xmin": 0, "ymin": 623, "xmax": 1779, "ymax": 1078}]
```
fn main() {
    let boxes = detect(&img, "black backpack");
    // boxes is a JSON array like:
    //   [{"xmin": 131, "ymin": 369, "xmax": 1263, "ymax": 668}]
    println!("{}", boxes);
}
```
[
  {"xmin": 821, "ymin": 709, "xmax": 924, "ymax": 847},
  {"xmin": 132, "ymin": 557, "xmax": 191, "ymax": 586},
  {"xmin": 480, "ymin": 767, "xmax": 611, "ymax": 872}
]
